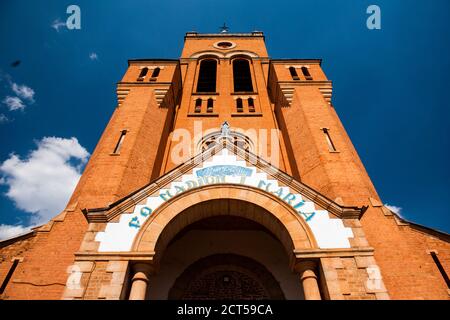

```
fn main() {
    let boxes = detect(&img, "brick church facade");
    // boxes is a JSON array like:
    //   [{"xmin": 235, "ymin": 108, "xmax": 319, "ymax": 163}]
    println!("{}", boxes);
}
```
[{"xmin": 1, "ymin": 31, "xmax": 449, "ymax": 300}]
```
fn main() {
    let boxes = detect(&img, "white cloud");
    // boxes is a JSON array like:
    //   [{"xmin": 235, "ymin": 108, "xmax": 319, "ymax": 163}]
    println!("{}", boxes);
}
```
[
  {"xmin": 2, "ymin": 96, "xmax": 25, "ymax": 111},
  {"xmin": 0, "ymin": 113, "xmax": 9, "ymax": 123},
  {"xmin": 385, "ymin": 204, "xmax": 403, "ymax": 217},
  {"xmin": 51, "ymin": 19, "xmax": 66, "ymax": 32},
  {"xmin": 0, "ymin": 224, "xmax": 32, "ymax": 240},
  {"xmin": 0, "ymin": 137, "xmax": 90, "ymax": 230},
  {"xmin": 89, "ymin": 52, "xmax": 98, "ymax": 60},
  {"xmin": 1, "ymin": 74, "xmax": 36, "ymax": 113},
  {"xmin": 11, "ymin": 83, "xmax": 35, "ymax": 103}
]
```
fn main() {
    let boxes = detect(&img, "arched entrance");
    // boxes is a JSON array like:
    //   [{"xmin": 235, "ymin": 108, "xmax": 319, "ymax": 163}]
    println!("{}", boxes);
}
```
[
  {"xmin": 168, "ymin": 254, "xmax": 285, "ymax": 300},
  {"xmin": 148, "ymin": 215, "xmax": 302, "ymax": 299},
  {"xmin": 128, "ymin": 185, "xmax": 323, "ymax": 300}
]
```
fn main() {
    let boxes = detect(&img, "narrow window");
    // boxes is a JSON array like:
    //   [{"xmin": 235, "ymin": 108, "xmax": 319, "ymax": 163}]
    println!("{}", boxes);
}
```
[
  {"xmin": 301, "ymin": 66, "xmax": 313, "ymax": 80},
  {"xmin": 196, "ymin": 60, "xmax": 217, "ymax": 93},
  {"xmin": 0, "ymin": 259, "xmax": 19, "ymax": 294},
  {"xmin": 236, "ymin": 98, "xmax": 243, "ymax": 112},
  {"xmin": 248, "ymin": 98, "xmax": 255, "ymax": 112},
  {"xmin": 151, "ymin": 67, "xmax": 160, "ymax": 78},
  {"xmin": 195, "ymin": 98, "xmax": 202, "ymax": 113},
  {"xmin": 289, "ymin": 67, "xmax": 300, "ymax": 80},
  {"xmin": 113, "ymin": 130, "xmax": 127, "ymax": 154},
  {"xmin": 234, "ymin": 137, "xmax": 245, "ymax": 149},
  {"xmin": 322, "ymin": 128, "xmax": 337, "ymax": 152},
  {"xmin": 233, "ymin": 137, "xmax": 239, "ymax": 151},
  {"xmin": 137, "ymin": 67, "xmax": 148, "ymax": 81},
  {"xmin": 233, "ymin": 59, "xmax": 253, "ymax": 92},
  {"xmin": 430, "ymin": 252, "xmax": 450, "ymax": 288},
  {"xmin": 207, "ymin": 98, "xmax": 214, "ymax": 113},
  {"xmin": 203, "ymin": 138, "xmax": 216, "ymax": 151}
]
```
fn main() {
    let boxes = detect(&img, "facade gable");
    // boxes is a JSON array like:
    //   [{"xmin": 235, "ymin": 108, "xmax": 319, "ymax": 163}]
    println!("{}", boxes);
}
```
[{"xmin": 86, "ymin": 139, "xmax": 362, "ymax": 252}]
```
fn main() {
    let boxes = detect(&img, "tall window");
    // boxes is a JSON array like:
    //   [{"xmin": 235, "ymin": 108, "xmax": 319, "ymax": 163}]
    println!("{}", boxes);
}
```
[
  {"xmin": 196, "ymin": 60, "xmax": 217, "ymax": 93},
  {"xmin": 248, "ymin": 98, "xmax": 255, "ymax": 112},
  {"xmin": 151, "ymin": 67, "xmax": 160, "ymax": 78},
  {"xmin": 233, "ymin": 59, "xmax": 253, "ymax": 92},
  {"xmin": 236, "ymin": 98, "xmax": 243, "ymax": 112},
  {"xmin": 207, "ymin": 98, "xmax": 214, "ymax": 112},
  {"xmin": 137, "ymin": 67, "xmax": 148, "ymax": 81},
  {"xmin": 0, "ymin": 259, "xmax": 20, "ymax": 294},
  {"xmin": 430, "ymin": 251, "xmax": 450, "ymax": 288},
  {"xmin": 195, "ymin": 98, "xmax": 202, "ymax": 113},
  {"xmin": 113, "ymin": 130, "xmax": 127, "ymax": 154},
  {"xmin": 289, "ymin": 67, "xmax": 299, "ymax": 80},
  {"xmin": 322, "ymin": 128, "xmax": 337, "ymax": 152},
  {"xmin": 301, "ymin": 66, "xmax": 312, "ymax": 80}
]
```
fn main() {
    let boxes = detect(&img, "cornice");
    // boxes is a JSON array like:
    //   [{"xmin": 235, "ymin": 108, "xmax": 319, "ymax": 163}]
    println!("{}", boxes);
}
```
[
  {"xmin": 293, "ymin": 247, "xmax": 375, "ymax": 259},
  {"xmin": 127, "ymin": 59, "xmax": 179, "ymax": 66},
  {"xmin": 271, "ymin": 59, "xmax": 322, "ymax": 65},
  {"xmin": 74, "ymin": 251, "xmax": 155, "ymax": 262},
  {"xmin": 117, "ymin": 81, "xmax": 174, "ymax": 87},
  {"xmin": 184, "ymin": 32, "xmax": 265, "ymax": 41},
  {"xmin": 277, "ymin": 80, "xmax": 332, "ymax": 86}
]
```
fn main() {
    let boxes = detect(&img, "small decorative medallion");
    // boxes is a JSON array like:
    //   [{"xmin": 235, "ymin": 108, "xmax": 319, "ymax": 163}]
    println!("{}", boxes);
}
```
[{"xmin": 213, "ymin": 41, "xmax": 236, "ymax": 50}]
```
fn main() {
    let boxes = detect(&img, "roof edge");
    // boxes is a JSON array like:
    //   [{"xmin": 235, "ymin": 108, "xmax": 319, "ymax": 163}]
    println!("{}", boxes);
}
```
[
  {"xmin": 0, "ymin": 228, "xmax": 37, "ymax": 248},
  {"xmin": 387, "ymin": 209, "xmax": 450, "ymax": 241},
  {"xmin": 185, "ymin": 31, "xmax": 265, "ymax": 40},
  {"xmin": 271, "ymin": 58, "xmax": 322, "ymax": 65},
  {"xmin": 128, "ymin": 59, "xmax": 179, "ymax": 65}
]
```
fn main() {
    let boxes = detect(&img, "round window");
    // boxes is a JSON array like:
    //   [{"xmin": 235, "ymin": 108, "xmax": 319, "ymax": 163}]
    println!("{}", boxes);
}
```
[{"xmin": 213, "ymin": 41, "xmax": 236, "ymax": 50}]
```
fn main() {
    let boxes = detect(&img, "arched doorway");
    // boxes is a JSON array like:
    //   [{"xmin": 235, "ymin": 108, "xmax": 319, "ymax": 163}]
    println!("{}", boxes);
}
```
[
  {"xmin": 168, "ymin": 254, "xmax": 285, "ymax": 300},
  {"xmin": 148, "ymin": 215, "xmax": 303, "ymax": 299},
  {"xmin": 129, "ymin": 185, "xmax": 322, "ymax": 300}
]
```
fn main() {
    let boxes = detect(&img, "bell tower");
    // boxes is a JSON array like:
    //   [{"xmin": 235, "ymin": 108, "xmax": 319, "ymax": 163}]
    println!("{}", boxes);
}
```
[{"xmin": 160, "ymin": 31, "xmax": 295, "ymax": 175}]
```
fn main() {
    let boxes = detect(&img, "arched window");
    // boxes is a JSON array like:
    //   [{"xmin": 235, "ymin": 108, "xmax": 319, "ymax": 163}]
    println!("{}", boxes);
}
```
[
  {"xmin": 301, "ymin": 67, "xmax": 312, "ymax": 80},
  {"xmin": 233, "ymin": 59, "xmax": 253, "ymax": 92},
  {"xmin": 198, "ymin": 130, "xmax": 254, "ymax": 153},
  {"xmin": 289, "ymin": 67, "xmax": 299, "ymax": 80},
  {"xmin": 207, "ymin": 98, "xmax": 214, "ymax": 112},
  {"xmin": 236, "ymin": 98, "xmax": 243, "ymax": 112},
  {"xmin": 195, "ymin": 98, "xmax": 202, "ymax": 113},
  {"xmin": 248, "ymin": 98, "xmax": 255, "ymax": 112},
  {"xmin": 196, "ymin": 60, "xmax": 217, "ymax": 93},
  {"xmin": 151, "ymin": 67, "xmax": 160, "ymax": 78},
  {"xmin": 137, "ymin": 67, "xmax": 148, "ymax": 80}
]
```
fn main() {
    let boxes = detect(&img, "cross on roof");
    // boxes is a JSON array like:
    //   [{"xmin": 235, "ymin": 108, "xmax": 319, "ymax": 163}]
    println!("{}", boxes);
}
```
[
  {"xmin": 221, "ymin": 121, "xmax": 230, "ymax": 136},
  {"xmin": 220, "ymin": 23, "xmax": 229, "ymax": 33}
]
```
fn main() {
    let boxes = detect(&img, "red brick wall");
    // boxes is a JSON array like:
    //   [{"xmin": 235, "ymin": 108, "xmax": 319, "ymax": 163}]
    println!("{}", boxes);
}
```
[
  {"xmin": 0, "ymin": 210, "xmax": 87, "ymax": 299},
  {"xmin": 361, "ymin": 206, "xmax": 450, "ymax": 299},
  {"xmin": 270, "ymin": 59, "xmax": 450, "ymax": 299},
  {"xmin": 0, "ymin": 61, "xmax": 181, "ymax": 300}
]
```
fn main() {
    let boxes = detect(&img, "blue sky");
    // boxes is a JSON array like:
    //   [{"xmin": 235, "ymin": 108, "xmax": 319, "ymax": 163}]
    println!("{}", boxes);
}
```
[{"xmin": 0, "ymin": 0, "xmax": 449, "ymax": 238}]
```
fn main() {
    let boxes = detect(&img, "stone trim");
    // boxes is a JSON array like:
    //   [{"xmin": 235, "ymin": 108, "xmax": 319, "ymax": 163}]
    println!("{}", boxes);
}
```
[
  {"xmin": 98, "ymin": 261, "xmax": 129, "ymax": 300},
  {"xmin": 61, "ymin": 261, "xmax": 94, "ymax": 300},
  {"xmin": 74, "ymin": 251, "xmax": 155, "ymax": 262},
  {"xmin": 131, "ymin": 186, "xmax": 317, "ymax": 264},
  {"xmin": 320, "ymin": 255, "xmax": 390, "ymax": 300},
  {"xmin": 293, "ymin": 247, "xmax": 374, "ymax": 259}
]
